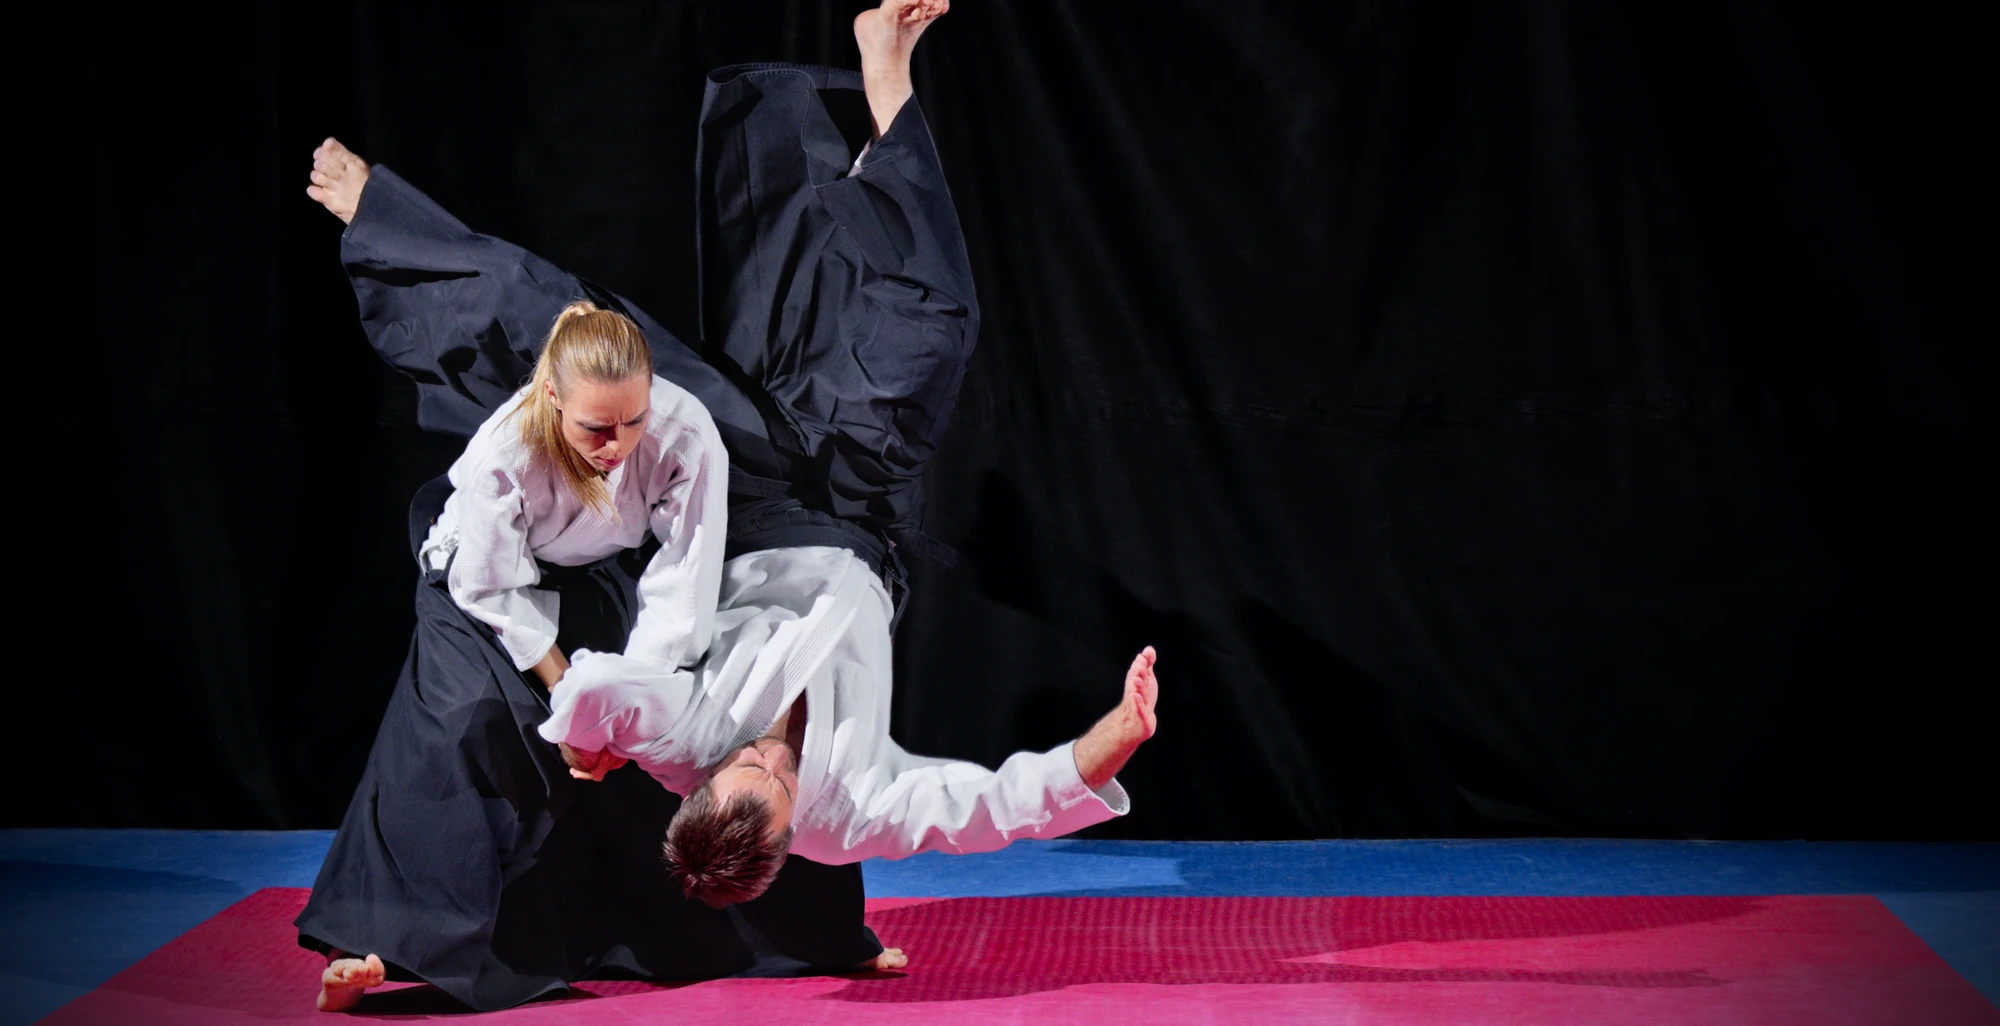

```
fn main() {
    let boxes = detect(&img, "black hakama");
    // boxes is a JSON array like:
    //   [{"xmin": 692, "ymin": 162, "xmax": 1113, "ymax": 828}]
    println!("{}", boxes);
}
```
[
  {"xmin": 295, "ymin": 480, "xmax": 880, "ymax": 1011},
  {"xmin": 298, "ymin": 63, "xmax": 979, "ymax": 1010},
  {"xmin": 695, "ymin": 63, "xmax": 980, "ymax": 562}
]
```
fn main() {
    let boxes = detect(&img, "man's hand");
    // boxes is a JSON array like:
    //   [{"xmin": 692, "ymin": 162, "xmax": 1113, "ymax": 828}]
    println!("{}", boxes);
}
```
[
  {"xmin": 559, "ymin": 742, "xmax": 628, "ymax": 782},
  {"xmin": 1073, "ymin": 646, "xmax": 1159, "ymax": 791}
]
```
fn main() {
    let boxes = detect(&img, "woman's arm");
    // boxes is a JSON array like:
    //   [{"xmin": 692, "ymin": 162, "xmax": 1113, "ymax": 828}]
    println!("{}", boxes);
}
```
[
  {"xmin": 530, "ymin": 645, "xmax": 630, "ymax": 781},
  {"xmin": 447, "ymin": 459, "xmax": 563, "ymax": 674},
  {"xmin": 537, "ymin": 388, "xmax": 728, "ymax": 771},
  {"xmin": 529, "ymin": 645, "xmax": 570, "ymax": 691},
  {"xmin": 620, "ymin": 392, "xmax": 731, "ymax": 672}
]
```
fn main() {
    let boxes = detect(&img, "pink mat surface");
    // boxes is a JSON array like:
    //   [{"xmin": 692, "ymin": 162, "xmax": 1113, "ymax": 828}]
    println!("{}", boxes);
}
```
[{"xmin": 45, "ymin": 889, "xmax": 1996, "ymax": 1025}]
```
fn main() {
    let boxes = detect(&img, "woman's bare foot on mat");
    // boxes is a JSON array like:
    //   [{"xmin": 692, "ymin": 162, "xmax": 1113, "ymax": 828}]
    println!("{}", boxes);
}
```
[
  {"xmin": 317, "ymin": 953, "xmax": 385, "ymax": 1012},
  {"xmin": 307, "ymin": 137, "xmax": 371, "ymax": 224},
  {"xmin": 854, "ymin": 0, "xmax": 948, "ymax": 138},
  {"xmin": 858, "ymin": 946, "xmax": 909, "ymax": 971}
]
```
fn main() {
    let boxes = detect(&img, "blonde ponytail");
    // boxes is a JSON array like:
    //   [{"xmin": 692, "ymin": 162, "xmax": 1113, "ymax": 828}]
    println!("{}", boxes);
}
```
[{"xmin": 512, "ymin": 300, "xmax": 653, "ymax": 514}]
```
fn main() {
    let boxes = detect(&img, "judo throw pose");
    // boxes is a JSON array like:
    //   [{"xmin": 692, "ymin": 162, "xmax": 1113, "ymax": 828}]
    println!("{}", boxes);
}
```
[{"xmin": 298, "ymin": 0, "xmax": 1158, "ymax": 1012}]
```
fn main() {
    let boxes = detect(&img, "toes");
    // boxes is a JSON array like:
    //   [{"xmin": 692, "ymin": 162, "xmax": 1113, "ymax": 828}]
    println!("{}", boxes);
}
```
[{"xmin": 362, "ymin": 953, "xmax": 386, "ymax": 986}]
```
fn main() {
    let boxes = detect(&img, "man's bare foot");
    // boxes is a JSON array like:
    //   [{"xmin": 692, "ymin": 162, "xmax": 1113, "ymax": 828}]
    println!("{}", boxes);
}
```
[
  {"xmin": 1072, "ymin": 646, "xmax": 1160, "ymax": 791},
  {"xmin": 858, "ymin": 946, "xmax": 909, "ymax": 971},
  {"xmin": 307, "ymin": 138, "xmax": 371, "ymax": 225},
  {"xmin": 853, "ymin": 0, "xmax": 948, "ymax": 139},
  {"xmin": 317, "ymin": 953, "xmax": 385, "ymax": 1012}
]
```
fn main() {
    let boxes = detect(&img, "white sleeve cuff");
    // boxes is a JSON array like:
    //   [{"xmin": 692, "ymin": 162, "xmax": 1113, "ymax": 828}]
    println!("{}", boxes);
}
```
[
  {"xmin": 505, "ymin": 633, "xmax": 556, "ymax": 673},
  {"xmin": 1050, "ymin": 740, "xmax": 1132, "ymax": 816}
]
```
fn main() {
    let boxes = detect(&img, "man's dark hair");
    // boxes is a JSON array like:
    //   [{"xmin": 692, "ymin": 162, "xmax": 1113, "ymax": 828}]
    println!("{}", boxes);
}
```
[{"xmin": 663, "ymin": 784, "xmax": 793, "ymax": 908}]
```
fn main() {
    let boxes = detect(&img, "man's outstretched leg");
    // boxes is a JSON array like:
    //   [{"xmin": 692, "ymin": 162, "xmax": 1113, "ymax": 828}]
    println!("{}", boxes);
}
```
[
  {"xmin": 854, "ymin": 0, "xmax": 949, "ymax": 139},
  {"xmin": 698, "ymin": 2, "xmax": 979, "ymax": 547}
]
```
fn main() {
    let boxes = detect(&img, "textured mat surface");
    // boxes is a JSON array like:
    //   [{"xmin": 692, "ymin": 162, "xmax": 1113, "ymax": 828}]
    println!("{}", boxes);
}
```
[{"xmin": 42, "ymin": 888, "xmax": 1998, "ymax": 1025}]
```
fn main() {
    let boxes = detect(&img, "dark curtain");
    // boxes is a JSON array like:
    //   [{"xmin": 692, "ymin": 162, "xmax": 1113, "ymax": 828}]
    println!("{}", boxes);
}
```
[{"xmin": 42, "ymin": 1, "xmax": 1991, "ymax": 839}]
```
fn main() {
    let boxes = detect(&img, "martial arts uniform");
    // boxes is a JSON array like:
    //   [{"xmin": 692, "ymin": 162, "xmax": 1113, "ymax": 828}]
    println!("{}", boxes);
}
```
[
  {"xmin": 543, "ymin": 543, "xmax": 1129, "ymax": 862},
  {"xmin": 418, "ymin": 378, "xmax": 725, "ymax": 680}
]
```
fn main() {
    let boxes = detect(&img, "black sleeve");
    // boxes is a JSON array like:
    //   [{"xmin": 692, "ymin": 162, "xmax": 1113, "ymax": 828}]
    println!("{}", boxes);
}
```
[{"xmin": 341, "ymin": 165, "xmax": 778, "ymax": 478}]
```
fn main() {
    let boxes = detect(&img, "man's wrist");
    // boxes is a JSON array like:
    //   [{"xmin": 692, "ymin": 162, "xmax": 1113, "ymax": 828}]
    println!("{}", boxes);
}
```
[{"xmin": 1074, "ymin": 717, "xmax": 1138, "ymax": 792}]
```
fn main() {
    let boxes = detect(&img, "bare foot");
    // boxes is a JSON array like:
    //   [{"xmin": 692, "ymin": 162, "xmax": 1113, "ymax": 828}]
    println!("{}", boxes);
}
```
[
  {"xmin": 317, "ymin": 953, "xmax": 385, "ymax": 1012},
  {"xmin": 858, "ymin": 946, "xmax": 909, "ymax": 971},
  {"xmin": 307, "ymin": 137, "xmax": 371, "ymax": 225},
  {"xmin": 852, "ymin": 0, "xmax": 948, "ymax": 138}
]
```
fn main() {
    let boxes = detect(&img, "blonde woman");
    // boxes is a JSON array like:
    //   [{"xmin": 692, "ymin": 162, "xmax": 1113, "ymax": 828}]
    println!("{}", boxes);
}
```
[{"xmin": 289, "ymin": 299, "xmax": 760, "ymax": 1010}]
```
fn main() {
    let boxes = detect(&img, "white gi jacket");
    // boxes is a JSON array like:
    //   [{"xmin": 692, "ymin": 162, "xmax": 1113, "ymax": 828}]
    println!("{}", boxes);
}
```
[
  {"xmin": 538, "ymin": 546, "xmax": 1131, "ymax": 863},
  {"xmin": 420, "ymin": 377, "xmax": 728, "ymax": 682}
]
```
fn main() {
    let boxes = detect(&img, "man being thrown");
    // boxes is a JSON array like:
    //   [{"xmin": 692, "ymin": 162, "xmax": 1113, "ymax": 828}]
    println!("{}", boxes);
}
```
[
  {"xmin": 529, "ymin": 0, "xmax": 1161, "ymax": 906},
  {"xmin": 651, "ymin": 643, "xmax": 1157, "ymax": 906}
]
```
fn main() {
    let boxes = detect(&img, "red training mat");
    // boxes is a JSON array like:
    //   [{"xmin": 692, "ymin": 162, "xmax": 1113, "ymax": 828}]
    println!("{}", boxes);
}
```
[{"xmin": 44, "ymin": 889, "xmax": 1997, "ymax": 1025}]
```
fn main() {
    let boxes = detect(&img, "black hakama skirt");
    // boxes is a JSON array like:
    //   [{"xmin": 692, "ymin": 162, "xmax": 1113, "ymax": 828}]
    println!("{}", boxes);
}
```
[{"xmin": 294, "ymin": 478, "xmax": 880, "ymax": 1011}]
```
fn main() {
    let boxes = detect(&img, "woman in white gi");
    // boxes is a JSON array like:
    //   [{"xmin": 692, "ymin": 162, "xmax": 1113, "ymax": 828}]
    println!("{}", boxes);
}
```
[{"xmin": 427, "ymin": 302, "xmax": 725, "ymax": 722}]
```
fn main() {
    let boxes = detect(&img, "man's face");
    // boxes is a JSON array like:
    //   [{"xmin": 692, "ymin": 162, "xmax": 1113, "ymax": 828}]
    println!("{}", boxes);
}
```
[{"xmin": 707, "ymin": 737, "xmax": 798, "ymax": 841}]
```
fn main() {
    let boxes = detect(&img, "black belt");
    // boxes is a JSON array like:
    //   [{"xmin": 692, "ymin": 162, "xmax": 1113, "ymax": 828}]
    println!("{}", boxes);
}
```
[
  {"xmin": 727, "ymin": 468, "xmax": 957, "ymax": 571},
  {"xmin": 725, "ymin": 495, "xmax": 913, "ymax": 633},
  {"xmin": 532, "ymin": 548, "xmax": 633, "ymax": 589}
]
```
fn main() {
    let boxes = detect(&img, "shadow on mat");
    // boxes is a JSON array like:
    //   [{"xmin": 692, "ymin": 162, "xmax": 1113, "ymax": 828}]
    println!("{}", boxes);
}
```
[
  {"xmin": 822, "ymin": 895, "xmax": 1760, "ymax": 1003},
  {"xmin": 350, "ymin": 984, "xmax": 476, "ymax": 1016},
  {"xmin": 351, "ymin": 978, "xmax": 706, "ymax": 1017}
]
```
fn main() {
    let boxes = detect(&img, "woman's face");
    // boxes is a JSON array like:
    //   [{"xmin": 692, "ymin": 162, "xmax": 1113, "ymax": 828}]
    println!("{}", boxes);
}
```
[{"xmin": 551, "ymin": 374, "xmax": 650, "ymax": 473}]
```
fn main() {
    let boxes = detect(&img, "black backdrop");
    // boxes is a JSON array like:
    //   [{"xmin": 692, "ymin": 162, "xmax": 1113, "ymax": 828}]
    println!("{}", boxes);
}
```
[{"xmin": 43, "ymin": 1, "xmax": 1991, "ymax": 839}]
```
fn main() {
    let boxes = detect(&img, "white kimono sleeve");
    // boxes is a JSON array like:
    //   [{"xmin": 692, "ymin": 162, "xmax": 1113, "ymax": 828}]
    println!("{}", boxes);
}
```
[
  {"xmin": 831, "ymin": 740, "xmax": 1131, "ymax": 862},
  {"xmin": 624, "ymin": 409, "xmax": 728, "ymax": 672},
  {"xmin": 446, "ymin": 463, "xmax": 559, "ymax": 671},
  {"xmin": 538, "ymin": 406, "xmax": 728, "ymax": 757}
]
